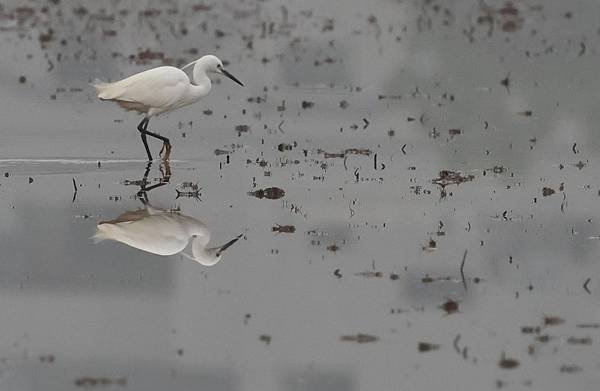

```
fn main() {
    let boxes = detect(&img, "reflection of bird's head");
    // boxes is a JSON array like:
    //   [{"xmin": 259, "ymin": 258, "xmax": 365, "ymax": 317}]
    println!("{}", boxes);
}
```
[{"xmin": 189, "ymin": 234, "xmax": 243, "ymax": 266}]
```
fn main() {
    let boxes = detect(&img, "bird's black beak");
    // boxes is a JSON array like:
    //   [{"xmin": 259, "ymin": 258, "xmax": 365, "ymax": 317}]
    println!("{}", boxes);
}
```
[
  {"xmin": 221, "ymin": 69, "xmax": 244, "ymax": 87},
  {"xmin": 216, "ymin": 234, "xmax": 243, "ymax": 256}
]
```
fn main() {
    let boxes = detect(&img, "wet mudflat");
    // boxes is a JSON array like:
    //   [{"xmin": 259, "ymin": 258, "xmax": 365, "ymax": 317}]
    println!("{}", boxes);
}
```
[{"xmin": 1, "ymin": 0, "xmax": 600, "ymax": 390}]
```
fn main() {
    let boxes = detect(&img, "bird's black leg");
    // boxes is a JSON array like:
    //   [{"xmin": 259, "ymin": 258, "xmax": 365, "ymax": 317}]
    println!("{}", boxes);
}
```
[
  {"xmin": 137, "ymin": 118, "xmax": 172, "ymax": 160},
  {"xmin": 137, "ymin": 118, "xmax": 153, "ymax": 161}
]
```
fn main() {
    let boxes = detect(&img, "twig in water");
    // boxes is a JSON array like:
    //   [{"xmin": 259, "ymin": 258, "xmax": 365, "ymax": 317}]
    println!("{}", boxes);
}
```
[
  {"xmin": 583, "ymin": 278, "xmax": 591, "ymax": 295},
  {"xmin": 460, "ymin": 249, "xmax": 468, "ymax": 291},
  {"xmin": 72, "ymin": 178, "xmax": 78, "ymax": 203}
]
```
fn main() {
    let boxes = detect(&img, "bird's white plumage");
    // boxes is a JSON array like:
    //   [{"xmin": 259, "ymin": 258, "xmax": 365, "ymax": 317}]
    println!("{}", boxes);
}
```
[{"xmin": 94, "ymin": 67, "xmax": 201, "ymax": 117}]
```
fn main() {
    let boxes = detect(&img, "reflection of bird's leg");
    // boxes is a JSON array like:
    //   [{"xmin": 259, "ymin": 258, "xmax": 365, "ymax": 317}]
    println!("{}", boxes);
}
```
[
  {"xmin": 137, "ymin": 161, "xmax": 153, "ymax": 204},
  {"xmin": 136, "ymin": 161, "xmax": 170, "ymax": 205},
  {"xmin": 137, "ymin": 117, "xmax": 172, "ymax": 161},
  {"xmin": 159, "ymin": 159, "xmax": 172, "ymax": 182}
]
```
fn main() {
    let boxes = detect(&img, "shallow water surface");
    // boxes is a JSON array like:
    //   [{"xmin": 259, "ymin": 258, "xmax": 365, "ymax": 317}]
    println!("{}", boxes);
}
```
[{"xmin": 1, "ymin": 0, "xmax": 600, "ymax": 390}]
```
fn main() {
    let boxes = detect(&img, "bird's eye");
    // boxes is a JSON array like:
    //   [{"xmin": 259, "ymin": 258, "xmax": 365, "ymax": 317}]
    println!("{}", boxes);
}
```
[{"xmin": 216, "ymin": 64, "xmax": 222, "ymax": 69}]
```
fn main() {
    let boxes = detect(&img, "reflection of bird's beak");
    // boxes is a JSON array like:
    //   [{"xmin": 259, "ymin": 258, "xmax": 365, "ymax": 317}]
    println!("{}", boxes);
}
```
[
  {"xmin": 221, "ymin": 69, "xmax": 244, "ymax": 87},
  {"xmin": 216, "ymin": 234, "xmax": 243, "ymax": 256}
]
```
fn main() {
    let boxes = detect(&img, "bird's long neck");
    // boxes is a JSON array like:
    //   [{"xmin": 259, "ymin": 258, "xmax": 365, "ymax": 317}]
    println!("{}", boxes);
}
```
[{"xmin": 191, "ymin": 61, "xmax": 212, "ymax": 95}]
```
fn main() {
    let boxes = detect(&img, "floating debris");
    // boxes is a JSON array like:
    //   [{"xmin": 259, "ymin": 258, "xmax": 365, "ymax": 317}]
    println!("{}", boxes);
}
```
[
  {"xmin": 346, "ymin": 148, "xmax": 371, "ymax": 156},
  {"xmin": 535, "ymin": 335, "xmax": 553, "ymax": 344},
  {"xmin": 235, "ymin": 124, "xmax": 250, "ymax": 135},
  {"xmin": 259, "ymin": 334, "xmax": 272, "ymax": 345},
  {"xmin": 521, "ymin": 326, "xmax": 541, "ymax": 334},
  {"xmin": 439, "ymin": 299, "xmax": 459, "ymax": 315},
  {"xmin": 432, "ymin": 170, "xmax": 474, "ymax": 187},
  {"xmin": 418, "ymin": 342, "xmax": 440, "ymax": 352},
  {"xmin": 327, "ymin": 244, "xmax": 340, "ymax": 252},
  {"xmin": 39, "ymin": 354, "xmax": 55, "ymax": 363},
  {"xmin": 566, "ymin": 336, "xmax": 592, "ymax": 345},
  {"xmin": 422, "ymin": 238, "xmax": 436, "ymax": 251},
  {"xmin": 340, "ymin": 333, "xmax": 379, "ymax": 343},
  {"xmin": 248, "ymin": 187, "xmax": 285, "ymax": 200},
  {"xmin": 583, "ymin": 278, "xmax": 591, "ymax": 294},
  {"xmin": 422, "ymin": 275, "xmax": 435, "ymax": 283},
  {"xmin": 175, "ymin": 189, "xmax": 201, "ymax": 200},
  {"xmin": 301, "ymin": 101, "xmax": 314, "ymax": 109},
  {"xmin": 278, "ymin": 142, "xmax": 296, "ymax": 152},
  {"xmin": 499, "ymin": 354, "xmax": 520, "ymax": 369},
  {"xmin": 500, "ymin": 73, "xmax": 511, "ymax": 92},
  {"xmin": 576, "ymin": 323, "xmax": 600, "ymax": 329},
  {"xmin": 272, "ymin": 224, "xmax": 295, "ymax": 233},
  {"xmin": 74, "ymin": 377, "xmax": 127, "ymax": 388},
  {"xmin": 544, "ymin": 315, "xmax": 565, "ymax": 327},
  {"xmin": 354, "ymin": 271, "xmax": 383, "ymax": 278},
  {"xmin": 542, "ymin": 187, "xmax": 555, "ymax": 197},
  {"xmin": 559, "ymin": 364, "xmax": 582, "ymax": 374}
]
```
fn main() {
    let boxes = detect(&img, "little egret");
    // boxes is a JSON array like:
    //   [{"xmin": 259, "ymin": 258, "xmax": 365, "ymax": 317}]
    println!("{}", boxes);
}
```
[
  {"xmin": 94, "ymin": 55, "xmax": 244, "ymax": 161},
  {"xmin": 94, "ymin": 205, "xmax": 242, "ymax": 266}
]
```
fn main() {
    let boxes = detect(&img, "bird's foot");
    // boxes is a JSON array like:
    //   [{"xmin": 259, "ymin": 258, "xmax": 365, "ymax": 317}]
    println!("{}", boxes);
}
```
[{"xmin": 159, "ymin": 141, "xmax": 172, "ymax": 161}]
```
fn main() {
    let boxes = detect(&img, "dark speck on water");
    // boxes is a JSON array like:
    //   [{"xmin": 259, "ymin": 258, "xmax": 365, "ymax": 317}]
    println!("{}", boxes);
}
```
[
  {"xmin": 499, "ymin": 354, "xmax": 520, "ymax": 369},
  {"xmin": 432, "ymin": 170, "xmax": 475, "ymax": 187},
  {"xmin": 272, "ymin": 224, "xmax": 295, "ymax": 233},
  {"xmin": 544, "ymin": 315, "xmax": 565, "ymax": 326},
  {"xmin": 560, "ymin": 364, "xmax": 582, "ymax": 374},
  {"xmin": 74, "ymin": 377, "xmax": 127, "ymax": 388},
  {"xmin": 542, "ymin": 187, "xmax": 555, "ymax": 197},
  {"xmin": 354, "ymin": 271, "xmax": 383, "ymax": 278},
  {"xmin": 418, "ymin": 342, "xmax": 440, "ymax": 352},
  {"xmin": 235, "ymin": 124, "xmax": 250, "ymax": 135},
  {"xmin": 566, "ymin": 336, "xmax": 592, "ymax": 345},
  {"xmin": 248, "ymin": 187, "xmax": 285, "ymax": 200},
  {"xmin": 340, "ymin": 333, "xmax": 379, "ymax": 343},
  {"xmin": 439, "ymin": 299, "xmax": 459, "ymax": 315},
  {"xmin": 326, "ymin": 244, "xmax": 340, "ymax": 252},
  {"xmin": 301, "ymin": 101, "xmax": 314, "ymax": 109}
]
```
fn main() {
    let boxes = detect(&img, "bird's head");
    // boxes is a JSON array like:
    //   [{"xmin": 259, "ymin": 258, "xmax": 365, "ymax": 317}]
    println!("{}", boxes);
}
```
[{"xmin": 183, "ymin": 55, "xmax": 244, "ymax": 87}]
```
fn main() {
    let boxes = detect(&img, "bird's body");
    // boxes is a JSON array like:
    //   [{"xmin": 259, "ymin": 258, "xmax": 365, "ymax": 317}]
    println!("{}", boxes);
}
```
[
  {"xmin": 94, "ymin": 55, "xmax": 243, "ymax": 161},
  {"xmin": 95, "ymin": 66, "xmax": 210, "ymax": 117},
  {"xmin": 94, "ymin": 205, "xmax": 241, "ymax": 266}
]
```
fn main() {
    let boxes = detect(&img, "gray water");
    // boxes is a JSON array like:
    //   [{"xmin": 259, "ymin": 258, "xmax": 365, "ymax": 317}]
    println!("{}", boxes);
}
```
[{"xmin": 0, "ymin": 0, "xmax": 599, "ymax": 390}]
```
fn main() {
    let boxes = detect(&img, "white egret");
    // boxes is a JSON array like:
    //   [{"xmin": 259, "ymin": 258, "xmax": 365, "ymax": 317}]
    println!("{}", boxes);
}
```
[
  {"xmin": 94, "ymin": 55, "xmax": 244, "ymax": 161},
  {"xmin": 93, "ymin": 205, "xmax": 242, "ymax": 266}
]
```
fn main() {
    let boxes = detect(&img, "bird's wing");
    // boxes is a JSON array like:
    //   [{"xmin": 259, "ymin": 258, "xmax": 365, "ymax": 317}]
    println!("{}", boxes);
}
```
[
  {"xmin": 98, "ymin": 208, "xmax": 150, "ymax": 225},
  {"xmin": 95, "ymin": 67, "xmax": 190, "ymax": 108}
]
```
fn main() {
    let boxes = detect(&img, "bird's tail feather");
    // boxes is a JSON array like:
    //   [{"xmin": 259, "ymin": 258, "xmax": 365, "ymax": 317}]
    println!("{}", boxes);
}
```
[
  {"xmin": 92, "ymin": 223, "xmax": 117, "ymax": 243},
  {"xmin": 92, "ymin": 79, "xmax": 119, "ymax": 100}
]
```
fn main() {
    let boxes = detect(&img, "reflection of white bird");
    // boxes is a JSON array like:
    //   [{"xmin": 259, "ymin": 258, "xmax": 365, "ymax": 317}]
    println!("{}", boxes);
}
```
[
  {"xmin": 94, "ymin": 54, "xmax": 244, "ymax": 161},
  {"xmin": 93, "ymin": 205, "xmax": 242, "ymax": 266}
]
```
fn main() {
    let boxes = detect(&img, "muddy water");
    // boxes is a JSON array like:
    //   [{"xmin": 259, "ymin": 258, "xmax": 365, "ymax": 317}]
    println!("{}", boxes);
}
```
[{"xmin": 1, "ymin": 0, "xmax": 599, "ymax": 390}]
